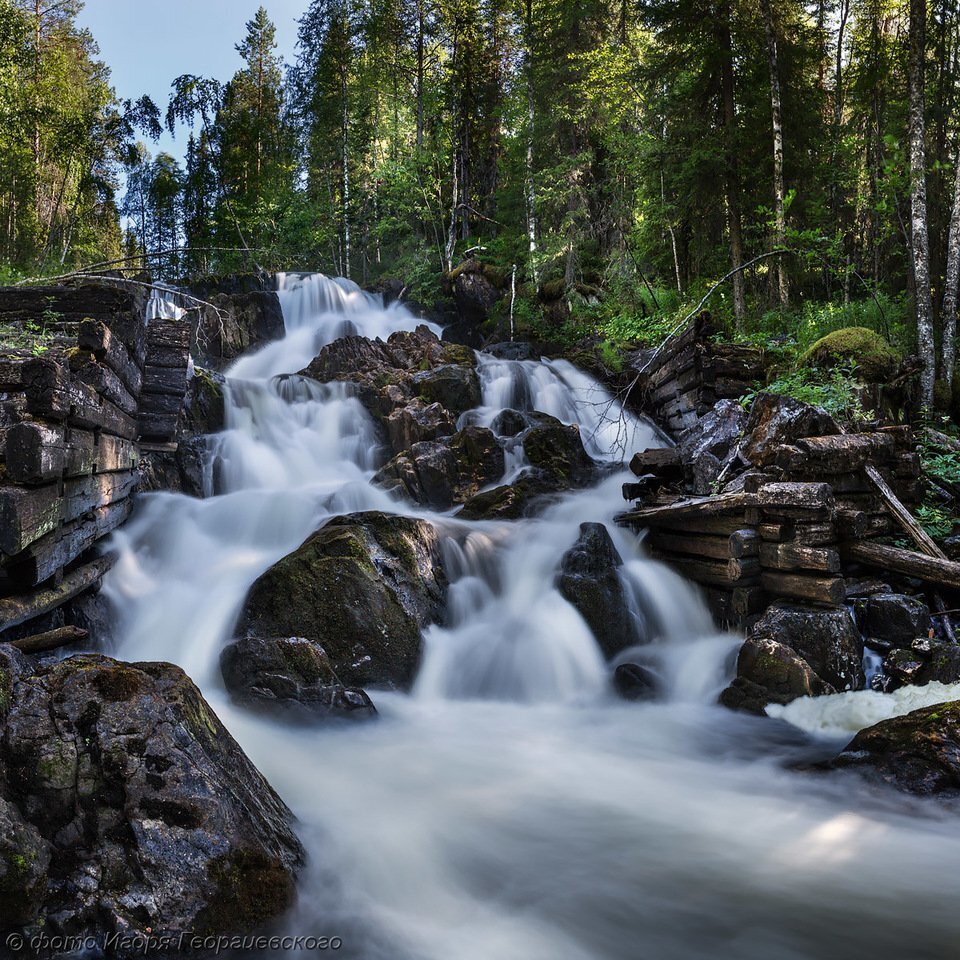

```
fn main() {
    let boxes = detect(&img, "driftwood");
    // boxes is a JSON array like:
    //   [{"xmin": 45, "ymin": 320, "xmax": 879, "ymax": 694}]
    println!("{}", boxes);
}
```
[
  {"xmin": 9, "ymin": 625, "xmax": 88, "ymax": 654},
  {"xmin": 864, "ymin": 464, "xmax": 946, "ymax": 560}
]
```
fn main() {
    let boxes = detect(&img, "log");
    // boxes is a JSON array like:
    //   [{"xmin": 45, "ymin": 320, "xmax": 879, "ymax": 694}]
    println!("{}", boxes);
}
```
[
  {"xmin": 70, "ymin": 353, "xmax": 139, "ymax": 416},
  {"xmin": 649, "ymin": 549, "xmax": 759, "ymax": 586},
  {"xmin": 20, "ymin": 357, "xmax": 71, "ymax": 420},
  {"xmin": 65, "ymin": 377, "xmax": 138, "ymax": 439},
  {"xmin": 616, "ymin": 491, "xmax": 757, "ymax": 529},
  {"xmin": 835, "ymin": 509, "xmax": 869, "ymax": 539},
  {"xmin": 142, "ymin": 363, "xmax": 189, "ymax": 397},
  {"xmin": 646, "ymin": 531, "xmax": 736, "ymax": 561},
  {"xmin": 790, "ymin": 522, "xmax": 837, "ymax": 546},
  {"xmin": 757, "ymin": 481, "xmax": 834, "ymax": 514},
  {"xmin": 730, "ymin": 529, "xmax": 761, "ymax": 558},
  {"xmin": 4, "ymin": 422, "xmax": 67, "ymax": 483},
  {"xmin": 758, "ymin": 541, "xmax": 841, "ymax": 574},
  {"xmin": 793, "ymin": 432, "xmax": 898, "ymax": 472},
  {"xmin": 841, "ymin": 540, "xmax": 960, "ymax": 592},
  {"xmin": 759, "ymin": 522, "xmax": 790, "ymax": 542},
  {"xmin": 760, "ymin": 570, "xmax": 845, "ymax": 605},
  {"xmin": 63, "ymin": 471, "xmax": 137, "ymax": 522},
  {"xmin": 9, "ymin": 625, "xmax": 88, "ymax": 654},
  {"xmin": 78, "ymin": 318, "xmax": 143, "ymax": 397},
  {"xmin": 97, "ymin": 433, "xmax": 139, "ymax": 473},
  {"xmin": 145, "ymin": 318, "xmax": 191, "ymax": 354},
  {"xmin": 640, "ymin": 515, "xmax": 753, "ymax": 536},
  {"xmin": 0, "ymin": 483, "xmax": 61, "ymax": 556},
  {"xmin": 864, "ymin": 464, "xmax": 947, "ymax": 560},
  {"xmin": 0, "ymin": 555, "xmax": 114, "ymax": 633},
  {"xmin": 732, "ymin": 585, "xmax": 768, "ymax": 618}
]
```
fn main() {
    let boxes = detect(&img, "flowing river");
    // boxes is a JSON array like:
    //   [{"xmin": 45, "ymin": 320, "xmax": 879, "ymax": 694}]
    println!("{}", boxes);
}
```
[{"xmin": 103, "ymin": 275, "xmax": 960, "ymax": 960}]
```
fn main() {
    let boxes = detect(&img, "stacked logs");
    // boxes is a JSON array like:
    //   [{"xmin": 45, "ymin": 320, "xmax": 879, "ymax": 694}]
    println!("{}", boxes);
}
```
[
  {"xmin": 139, "ymin": 316, "xmax": 192, "ymax": 443},
  {"xmin": 634, "ymin": 314, "xmax": 766, "ymax": 435}
]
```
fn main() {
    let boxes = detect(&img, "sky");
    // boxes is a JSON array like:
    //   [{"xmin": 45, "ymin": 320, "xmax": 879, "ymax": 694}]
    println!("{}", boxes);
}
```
[{"xmin": 75, "ymin": 0, "xmax": 305, "ymax": 163}]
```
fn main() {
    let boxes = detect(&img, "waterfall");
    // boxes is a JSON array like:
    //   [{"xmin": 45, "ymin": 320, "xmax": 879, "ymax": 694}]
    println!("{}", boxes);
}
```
[{"xmin": 102, "ymin": 274, "xmax": 960, "ymax": 960}]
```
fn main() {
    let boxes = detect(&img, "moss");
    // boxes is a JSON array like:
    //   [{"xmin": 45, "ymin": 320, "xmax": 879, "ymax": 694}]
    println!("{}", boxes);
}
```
[
  {"xmin": 92, "ymin": 665, "xmax": 146, "ymax": 703},
  {"xmin": 540, "ymin": 278, "xmax": 566, "ymax": 301},
  {"xmin": 801, "ymin": 326, "xmax": 900, "ymax": 382}
]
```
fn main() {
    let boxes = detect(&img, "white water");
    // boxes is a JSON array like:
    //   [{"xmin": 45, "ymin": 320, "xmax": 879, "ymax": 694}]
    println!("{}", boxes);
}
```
[{"xmin": 104, "ymin": 274, "xmax": 960, "ymax": 960}]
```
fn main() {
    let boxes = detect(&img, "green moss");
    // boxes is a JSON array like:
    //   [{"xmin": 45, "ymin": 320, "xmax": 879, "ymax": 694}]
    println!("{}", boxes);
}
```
[
  {"xmin": 540, "ymin": 278, "xmax": 566, "ymax": 301},
  {"xmin": 801, "ymin": 326, "xmax": 900, "ymax": 382}
]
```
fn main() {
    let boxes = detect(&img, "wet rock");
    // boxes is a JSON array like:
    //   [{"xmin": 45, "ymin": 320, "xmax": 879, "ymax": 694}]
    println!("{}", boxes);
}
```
[
  {"xmin": 137, "ymin": 435, "xmax": 208, "ymax": 498},
  {"xmin": 456, "ymin": 475, "xmax": 562, "ymax": 521},
  {"xmin": 237, "ymin": 512, "xmax": 448, "ymax": 688},
  {"xmin": 828, "ymin": 700, "xmax": 960, "ymax": 795},
  {"xmin": 719, "ymin": 636, "xmax": 836, "ymax": 714},
  {"xmin": 0, "ymin": 647, "xmax": 303, "ymax": 940},
  {"xmin": 386, "ymin": 399, "xmax": 457, "ymax": 451},
  {"xmin": 748, "ymin": 602, "xmax": 865, "ymax": 692},
  {"xmin": 613, "ymin": 663, "xmax": 657, "ymax": 701},
  {"xmin": 373, "ymin": 426, "xmax": 505, "ymax": 509},
  {"xmin": 485, "ymin": 342, "xmax": 540, "ymax": 361},
  {"xmin": 183, "ymin": 367, "xmax": 226, "ymax": 434},
  {"xmin": 522, "ymin": 413, "xmax": 595, "ymax": 483},
  {"xmin": 881, "ymin": 642, "xmax": 960, "ymax": 690},
  {"xmin": 448, "ymin": 259, "xmax": 501, "ymax": 324},
  {"xmin": 412, "ymin": 364, "xmax": 481, "ymax": 416},
  {"xmin": 858, "ymin": 593, "xmax": 931, "ymax": 649},
  {"xmin": 678, "ymin": 400, "xmax": 747, "ymax": 494},
  {"xmin": 220, "ymin": 636, "xmax": 376, "ymax": 721},
  {"xmin": 882, "ymin": 648, "xmax": 927, "ymax": 688},
  {"xmin": 491, "ymin": 408, "xmax": 528, "ymax": 437},
  {"xmin": 556, "ymin": 523, "xmax": 642, "ymax": 659},
  {"xmin": 740, "ymin": 393, "xmax": 839, "ymax": 468}
]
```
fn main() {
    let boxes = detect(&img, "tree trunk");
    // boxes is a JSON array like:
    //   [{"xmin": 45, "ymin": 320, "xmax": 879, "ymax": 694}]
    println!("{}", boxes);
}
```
[
  {"xmin": 909, "ymin": 0, "xmax": 935, "ymax": 407},
  {"xmin": 761, "ymin": 0, "xmax": 788, "ymax": 307},
  {"xmin": 416, "ymin": 0, "xmax": 425, "ymax": 150},
  {"xmin": 524, "ymin": 0, "xmax": 538, "ymax": 283},
  {"xmin": 717, "ymin": 3, "xmax": 747, "ymax": 326},
  {"xmin": 942, "ymin": 143, "xmax": 960, "ymax": 383},
  {"xmin": 341, "ymin": 62, "xmax": 351, "ymax": 279}
]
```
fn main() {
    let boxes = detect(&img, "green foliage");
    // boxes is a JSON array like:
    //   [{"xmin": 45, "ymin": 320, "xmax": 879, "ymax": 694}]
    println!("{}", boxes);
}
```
[
  {"xmin": 915, "ymin": 502, "xmax": 955, "ymax": 541},
  {"xmin": 742, "ymin": 361, "xmax": 872, "ymax": 424}
]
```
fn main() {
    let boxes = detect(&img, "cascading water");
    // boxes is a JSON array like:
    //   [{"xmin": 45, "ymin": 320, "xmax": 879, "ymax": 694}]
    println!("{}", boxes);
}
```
[{"xmin": 103, "ymin": 273, "xmax": 960, "ymax": 960}]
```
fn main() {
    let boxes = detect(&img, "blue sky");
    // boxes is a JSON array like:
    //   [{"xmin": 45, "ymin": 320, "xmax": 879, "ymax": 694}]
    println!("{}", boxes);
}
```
[{"xmin": 76, "ymin": 0, "xmax": 305, "ymax": 162}]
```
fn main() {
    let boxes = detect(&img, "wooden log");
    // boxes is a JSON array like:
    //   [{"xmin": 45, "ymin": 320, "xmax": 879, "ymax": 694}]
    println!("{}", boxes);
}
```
[
  {"xmin": 4, "ymin": 422, "xmax": 67, "ymax": 483},
  {"xmin": 732, "ymin": 585, "xmax": 768, "ymax": 618},
  {"xmin": 713, "ymin": 377, "xmax": 751, "ymax": 399},
  {"xmin": 9, "ymin": 625, "xmax": 88, "ymax": 654},
  {"xmin": 841, "ymin": 540, "xmax": 960, "ymax": 592},
  {"xmin": 647, "ymin": 531, "xmax": 735, "ymax": 561},
  {"xmin": 649, "ymin": 551, "xmax": 760, "ymax": 587},
  {"xmin": 64, "ymin": 378, "xmax": 138, "ymax": 440},
  {"xmin": 760, "ymin": 570, "xmax": 845, "ymax": 605},
  {"xmin": 729, "ymin": 557, "xmax": 760, "ymax": 579},
  {"xmin": 835, "ymin": 509, "xmax": 869, "ymax": 539},
  {"xmin": 70, "ymin": 354, "xmax": 139, "ymax": 416},
  {"xmin": 78, "ymin": 318, "xmax": 143, "ymax": 397},
  {"xmin": 146, "ymin": 318, "xmax": 191, "ymax": 352},
  {"xmin": 63, "ymin": 471, "xmax": 137, "ymax": 522},
  {"xmin": 3, "ymin": 499, "xmax": 132, "ymax": 587},
  {"xmin": 864, "ymin": 464, "xmax": 946, "ymax": 560},
  {"xmin": 641, "ymin": 514, "xmax": 752, "ymax": 536},
  {"xmin": 0, "ymin": 483, "xmax": 61, "ymax": 556},
  {"xmin": 794, "ymin": 432, "xmax": 897, "ymax": 472},
  {"xmin": 142, "ymin": 363, "xmax": 189, "ymax": 397},
  {"xmin": 0, "ymin": 555, "xmax": 114, "ymax": 633},
  {"xmin": 758, "ymin": 481, "xmax": 834, "ymax": 513},
  {"xmin": 136, "ymin": 411, "xmax": 181, "ymax": 440},
  {"xmin": 790, "ymin": 522, "xmax": 837, "ymax": 545},
  {"xmin": 20, "ymin": 357, "xmax": 71, "ymax": 421},
  {"xmin": 730, "ymin": 529, "xmax": 761, "ymax": 558},
  {"xmin": 759, "ymin": 541, "xmax": 841, "ymax": 574},
  {"xmin": 759, "ymin": 522, "xmax": 791, "ymax": 542},
  {"xmin": 138, "ymin": 390, "xmax": 184, "ymax": 416},
  {"xmin": 96, "ymin": 433, "xmax": 139, "ymax": 473},
  {"xmin": 629, "ymin": 447, "xmax": 681, "ymax": 478},
  {"xmin": 616, "ymin": 491, "xmax": 757, "ymax": 528}
]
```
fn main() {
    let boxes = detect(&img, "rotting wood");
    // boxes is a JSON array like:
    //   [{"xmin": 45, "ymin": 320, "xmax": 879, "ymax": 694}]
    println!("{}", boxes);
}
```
[{"xmin": 9, "ymin": 624, "xmax": 88, "ymax": 654}]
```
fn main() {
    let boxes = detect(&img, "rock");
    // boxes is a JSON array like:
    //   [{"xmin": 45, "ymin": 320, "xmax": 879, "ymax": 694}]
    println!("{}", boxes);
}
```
[
  {"xmin": 556, "ymin": 523, "xmax": 643, "ymax": 659},
  {"xmin": 183, "ymin": 367, "xmax": 226, "ymax": 434},
  {"xmin": 491, "ymin": 408, "xmax": 528, "ymax": 436},
  {"xmin": 828, "ymin": 701, "xmax": 960, "ymax": 795},
  {"xmin": 740, "ymin": 392, "xmax": 839, "ymax": 468},
  {"xmin": 220, "ymin": 637, "xmax": 376, "ymax": 721},
  {"xmin": 386, "ymin": 399, "xmax": 457, "ymax": 451},
  {"xmin": 858, "ymin": 593, "xmax": 931, "ymax": 649},
  {"xmin": 0, "ymin": 648, "xmax": 303, "ymax": 940},
  {"xmin": 136, "ymin": 435, "xmax": 208, "ymax": 498},
  {"xmin": 485, "ymin": 342, "xmax": 540, "ymax": 361},
  {"xmin": 678, "ymin": 400, "xmax": 747, "ymax": 494},
  {"xmin": 237, "ymin": 512, "xmax": 448, "ymax": 689},
  {"xmin": 522, "ymin": 413, "xmax": 595, "ymax": 483},
  {"xmin": 748, "ymin": 602, "xmax": 865, "ymax": 692},
  {"xmin": 373, "ymin": 426, "xmax": 504, "ymax": 509},
  {"xmin": 456, "ymin": 474, "xmax": 563, "ymax": 521},
  {"xmin": 448, "ymin": 259, "xmax": 501, "ymax": 324},
  {"xmin": 719, "ymin": 636, "xmax": 836, "ymax": 714},
  {"xmin": 882, "ymin": 648, "xmax": 927, "ymax": 688},
  {"xmin": 802, "ymin": 326, "xmax": 901, "ymax": 383},
  {"xmin": 882, "ymin": 642, "xmax": 960, "ymax": 690},
  {"xmin": 412, "ymin": 364, "xmax": 481, "ymax": 416},
  {"xmin": 613, "ymin": 663, "xmax": 658, "ymax": 701}
]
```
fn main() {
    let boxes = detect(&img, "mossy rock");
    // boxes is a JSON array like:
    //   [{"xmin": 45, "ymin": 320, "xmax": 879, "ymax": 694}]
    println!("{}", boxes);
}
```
[
  {"xmin": 802, "ymin": 326, "xmax": 900, "ymax": 382},
  {"xmin": 539, "ymin": 278, "xmax": 567, "ymax": 302}
]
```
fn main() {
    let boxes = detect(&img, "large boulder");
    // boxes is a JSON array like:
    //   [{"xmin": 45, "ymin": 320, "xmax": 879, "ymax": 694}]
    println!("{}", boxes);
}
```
[
  {"xmin": 455, "ymin": 474, "xmax": 562, "ymax": 521},
  {"xmin": 237, "ymin": 512, "xmax": 448, "ymax": 689},
  {"xmin": 220, "ymin": 636, "xmax": 376, "ymax": 721},
  {"xmin": 373, "ymin": 426, "xmax": 504, "ymax": 509},
  {"xmin": 828, "ymin": 701, "xmax": 960, "ymax": 795},
  {"xmin": 556, "ymin": 523, "xmax": 644, "ymax": 659},
  {"xmin": 748, "ymin": 602, "xmax": 864, "ymax": 692},
  {"xmin": 412, "ymin": 364, "xmax": 482, "ymax": 416},
  {"xmin": 857, "ymin": 593, "xmax": 931, "ymax": 652},
  {"xmin": 448, "ymin": 259, "xmax": 501, "ymax": 325},
  {"xmin": 719, "ymin": 636, "xmax": 835, "ymax": 714},
  {"xmin": 523, "ymin": 414, "xmax": 595, "ymax": 483},
  {"xmin": 802, "ymin": 326, "xmax": 901, "ymax": 382},
  {"xmin": 740, "ymin": 393, "xmax": 839, "ymax": 468},
  {"xmin": 882, "ymin": 641, "xmax": 960, "ymax": 690},
  {"xmin": 678, "ymin": 400, "xmax": 747, "ymax": 494},
  {"xmin": 0, "ymin": 647, "xmax": 303, "ymax": 941}
]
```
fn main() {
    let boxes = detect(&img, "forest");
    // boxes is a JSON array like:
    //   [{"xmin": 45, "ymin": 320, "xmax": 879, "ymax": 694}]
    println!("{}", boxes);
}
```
[{"xmin": 2, "ymin": 0, "xmax": 960, "ymax": 408}]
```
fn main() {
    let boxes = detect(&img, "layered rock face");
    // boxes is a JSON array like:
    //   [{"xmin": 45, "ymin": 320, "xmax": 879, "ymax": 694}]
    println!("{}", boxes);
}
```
[{"xmin": 0, "ymin": 647, "xmax": 304, "ymax": 942}]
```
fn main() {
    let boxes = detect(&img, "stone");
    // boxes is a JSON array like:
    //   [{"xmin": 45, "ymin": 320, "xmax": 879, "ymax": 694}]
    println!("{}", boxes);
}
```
[
  {"xmin": 522, "ymin": 413, "xmax": 595, "ymax": 484},
  {"xmin": 556, "ymin": 523, "xmax": 644, "ymax": 659},
  {"xmin": 613, "ymin": 663, "xmax": 657, "ymax": 701},
  {"xmin": 386, "ymin": 399, "xmax": 456, "ymax": 451},
  {"xmin": 412, "ymin": 364, "xmax": 481, "ymax": 416},
  {"xmin": 802, "ymin": 326, "xmax": 901, "ymax": 383},
  {"xmin": 456, "ymin": 474, "xmax": 562, "ymax": 521},
  {"xmin": 183, "ymin": 367, "xmax": 226, "ymax": 434},
  {"xmin": 237, "ymin": 512, "xmax": 448, "ymax": 689},
  {"xmin": 748, "ymin": 602, "xmax": 865, "ymax": 692},
  {"xmin": 448, "ymin": 260, "xmax": 501, "ymax": 324},
  {"xmin": 220, "ymin": 636, "xmax": 376, "ymax": 721},
  {"xmin": 828, "ymin": 701, "xmax": 960, "ymax": 795},
  {"xmin": 857, "ymin": 593, "xmax": 931, "ymax": 649},
  {"xmin": 740, "ymin": 392, "xmax": 839, "ymax": 468},
  {"xmin": 881, "ymin": 642, "xmax": 960, "ymax": 691},
  {"xmin": 678, "ymin": 400, "xmax": 747, "ymax": 494},
  {"xmin": 0, "ymin": 648, "xmax": 303, "ymax": 940}
]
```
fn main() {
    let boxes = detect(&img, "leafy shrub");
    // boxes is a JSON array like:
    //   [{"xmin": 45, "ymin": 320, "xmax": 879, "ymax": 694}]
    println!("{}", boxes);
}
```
[{"xmin": 742, "ymin": 361, "xmax": 872, "ymax": 423}]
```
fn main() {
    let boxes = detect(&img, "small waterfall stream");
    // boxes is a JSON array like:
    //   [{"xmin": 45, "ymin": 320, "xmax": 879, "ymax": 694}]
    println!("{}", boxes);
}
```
[{"xmin": 103, "ymin": 274, "xmax": 960, "ymax": 960}]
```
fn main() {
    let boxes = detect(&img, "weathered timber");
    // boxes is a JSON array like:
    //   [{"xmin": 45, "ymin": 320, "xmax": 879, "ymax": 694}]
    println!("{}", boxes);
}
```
[
  {"xmin": 835, "ymin": 509, "xmax": 869, "ymax": 539},
  {"xmin": 758, "ymin": 541, "xmax": 841, "ymax": 574},
  {"xmin": 616, "ymin": 492, "xmax": 757, "ymax": 529},
  {"xmin": 0, "ymin": 555, "xmax": 113, "ymax": 632},
  {"xmin": 646, "ymin": 531, "xmax": 736, "ymax": 561},
  {"xmin": 78, "ymin": 318, "xmax": 143, "ymax": 396},
  {"xmin": 730, "ymin": 529, "xmax": 761, "ymax": 557},
  {"xmin": 63, "ymin": 471, "xmax": 137, "ymax": 522},
  {"xmin": 649, "ymin": 551, "xmax": 760, "ymax": 587},
  {"xmin": 64, "ymin": 378, "xmax": 138, "ymax": 439},
  {"xmin": 70, "ymin": 354, "xmax": 139, "ymax": 416},
  {"xmin": 0, "ymin": 483, "xmax": 61, "ymax": 556},
  {"xmin": 729, "ymin": 557, "xmax": 761, "ymax": 579},
  {"xmin": 864, "ymin": 464, "xmax": 946, "ymax": 560},
  {"xmin": 3, "ymin": 500, "xmax": 132, "ymax": 587},
  {"xmin": 790, "ymin": 522, "xmax": 838, "ymax": 545},
  {"xmin": 4, "ymin": 422, "xmax": 67, "ymax": 483},
  {"xmin": 9, "ymin": 624, "xmax": 88, "ymax": 654},
  {"xmin": 841, "ymin": 540, "xmax": 960, "ymax": 592},
  {"xmin": 136, "ymin": 411, "xmax": 180, "ymax": 440},
  {"xmin": 757, "ymin": 482, "xmax": 834, "ymax": 513},
  {"xmin": 732, "ymin": 586, "xmax": 768, "ymax": 617},
  {"xmin": 142, "ymin": 363, "xmax": 189, "ymax": 397},
  {"xmin": 641, "ymin": 515, "xmax": 752, "ymax": 536},
  {"xmin": 760, "ymin": 570, "xmax": 845, "ymax": 605},
  {"xmin": 96, "ymin": 433, "xmax": 138, "ymax": 473},
  {"xmin": 759, "ymin": 522, "xmax": 790, "ymax": 542}
]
